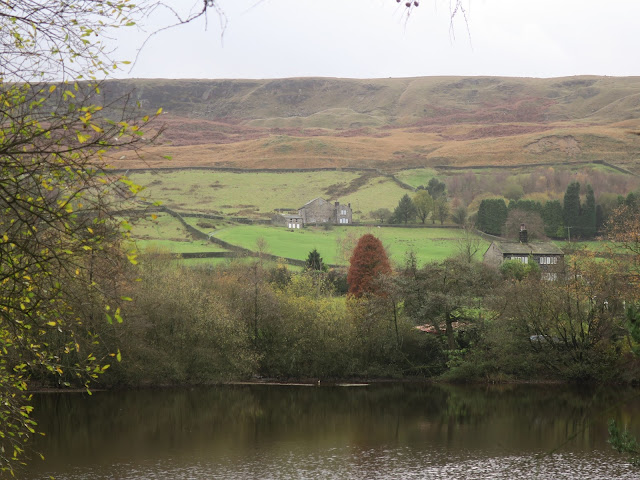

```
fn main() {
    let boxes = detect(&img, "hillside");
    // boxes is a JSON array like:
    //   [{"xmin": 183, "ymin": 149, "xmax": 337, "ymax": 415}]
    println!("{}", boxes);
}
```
[{"xmin": 104, "ymin": 76, "xmax": 640, "ymax": 172}]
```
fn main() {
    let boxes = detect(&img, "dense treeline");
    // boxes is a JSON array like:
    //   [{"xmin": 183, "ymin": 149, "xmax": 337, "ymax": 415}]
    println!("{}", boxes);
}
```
[
  {"xmin": 24, "ymin": 205, "xmax": 640, "ymax": 390},
  {"xmin": 374, "ymin": 168, "xmax": 638, "ymax": 241},
  {"xmin": 476, "ymin": 181, "xmax": 640, "ymax": 240},
  {"xmin": 97, "ymin": 257, "xmax": 445, "ymax": 384},
  {"xmin": 70, "ymin": 213, "xmax": 640, "ymax": 387}
]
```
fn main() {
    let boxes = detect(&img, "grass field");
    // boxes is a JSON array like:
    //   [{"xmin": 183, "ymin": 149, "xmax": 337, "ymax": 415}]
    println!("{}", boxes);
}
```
[
  {"xmin": 128, "ymin": 212, "xmax": 187, "ymax": 240},
  {"xmin": 128, "ymin": 212, "xmax": 229, "ymax": 254},
  {"xmin": 126, "ymin": 208, "xmax": 627, "ymax": 268},
  {"xmin": 212, "ymin": 224, "xmax": 486, "ymax": 266},
  {"xmin": 128, "ymin": 170, "xmax": 410, "ymax": 219},
  {"xmin": 395, "ymin": 168, "xmax": 439, "ymax": 189}
]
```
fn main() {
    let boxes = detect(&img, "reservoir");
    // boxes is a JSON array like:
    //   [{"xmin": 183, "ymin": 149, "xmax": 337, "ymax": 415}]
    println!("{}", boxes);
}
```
[{"xmin": 23, "ymin": 383, "xmax": 640, "ymax": 479}]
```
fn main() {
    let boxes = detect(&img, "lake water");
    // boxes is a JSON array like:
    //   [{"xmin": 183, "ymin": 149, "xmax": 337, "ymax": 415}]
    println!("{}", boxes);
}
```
[{"xmin": 22, "ymin": 383, "xmax": 640, "ymax": 479}]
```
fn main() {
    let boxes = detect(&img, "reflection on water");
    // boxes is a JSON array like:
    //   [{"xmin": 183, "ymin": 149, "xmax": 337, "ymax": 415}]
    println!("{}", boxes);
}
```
[{"xmin": 23, "ymin": 384, "xmax": 640, "ymax": 479}]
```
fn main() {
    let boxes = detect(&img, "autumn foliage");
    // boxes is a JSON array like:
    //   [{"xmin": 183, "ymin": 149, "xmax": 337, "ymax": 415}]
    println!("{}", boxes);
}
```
[{"xmin": 347, "ymin": 234, "xmax": 391, "ymax": 297}]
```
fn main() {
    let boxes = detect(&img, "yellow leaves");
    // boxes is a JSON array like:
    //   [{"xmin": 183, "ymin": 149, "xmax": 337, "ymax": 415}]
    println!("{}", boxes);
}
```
[
  {"xmin": 76, "ymin": 132, "xmax": 91, "ymax": 143},
  {"xmin": 46, "ymin": 321, "xmax": 57, "ymax": 327},
  {"xmin": 48, "ymin": 85, "xmax": 56, "ymax": 93},
  {"xmin": 156, "ymin": 107, "xmax": 163, "ymax": 115},
  {"xmin": 90, "ymin": 124, "xmax": 103, "ymax": 133},
  {"xmin": 127, "ymin": 252, "xmax": 138, "ymax": 265},
  {"xmin": 151, "ymin": 214, "xmax": 158, "ymax": 220}
]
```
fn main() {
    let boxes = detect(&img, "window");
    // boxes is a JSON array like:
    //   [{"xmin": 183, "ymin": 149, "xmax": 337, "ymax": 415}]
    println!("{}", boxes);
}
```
[
  {"xmin": 510, "ymin": 256, "xmax": 528, "ymax": 264},
  {"xmin": 539, "ymin": 256, "xmax": 558, "ymax": 265},
  {"xmin": 341, "ymin": 209, "xmax": 347, "ymax": 215}
]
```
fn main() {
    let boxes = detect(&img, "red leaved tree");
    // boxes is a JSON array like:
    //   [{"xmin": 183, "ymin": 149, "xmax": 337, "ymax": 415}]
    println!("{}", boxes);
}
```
[{"xmin": 347, "ymin": 234, "xmax": 392, "ymax": 297}]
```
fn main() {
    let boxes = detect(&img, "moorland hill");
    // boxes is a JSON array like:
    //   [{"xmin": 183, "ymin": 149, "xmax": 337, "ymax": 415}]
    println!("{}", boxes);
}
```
[{"xmin": 105, "ymin": 76, "xmax": 640, "ymax": 172}]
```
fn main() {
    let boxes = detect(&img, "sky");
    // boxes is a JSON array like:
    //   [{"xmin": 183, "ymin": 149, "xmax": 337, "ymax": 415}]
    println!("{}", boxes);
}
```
[{"xmin": 113, "ymin": 0, "xmax": 640, "ymax": 80}]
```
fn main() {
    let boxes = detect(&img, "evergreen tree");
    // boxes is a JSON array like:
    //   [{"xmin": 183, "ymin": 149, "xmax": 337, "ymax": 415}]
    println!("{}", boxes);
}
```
[
  {"xmin": 580, "ymin": 185, "xmax": 597, "ymax": 238},
  {"xmin": 476, "ymin": 198, "xmax": 508, "ymax": 235},
  {"xmin": 542, "ymin": 200, "xmax": 565, "ymax": 238},
  {"xmin": 347, "ymin": 234, "xmax": 391, "ymax": 297},
  {"xmin": 508, "ymin": 199, "xmax": 542, "ymax": 213},
  {"xmin": 305, "ymin": 248, "xmax": 325, "ymax": 271},
  {"xmin": 596, "ymin": 204, "xmax": 605, "ymax": 233},
  {"xmin": 563, "ymin": 181, "xmax": 582, "ymax": 233},
  {"xmin": 392, "ymin": 194, "xmax": 417, "ymax": 224}
]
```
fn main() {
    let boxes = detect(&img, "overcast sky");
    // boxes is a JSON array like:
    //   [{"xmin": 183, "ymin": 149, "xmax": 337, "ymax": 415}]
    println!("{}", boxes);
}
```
[{"xmin": 113, "ymin": 0, "xmax": 640, "ymax": 80}]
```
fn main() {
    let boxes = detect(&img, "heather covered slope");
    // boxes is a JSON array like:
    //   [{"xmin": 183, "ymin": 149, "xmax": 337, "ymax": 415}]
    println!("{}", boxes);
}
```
[{"xmin": 105, "ymin": 76, "xmax": 640, "ymax": 171}]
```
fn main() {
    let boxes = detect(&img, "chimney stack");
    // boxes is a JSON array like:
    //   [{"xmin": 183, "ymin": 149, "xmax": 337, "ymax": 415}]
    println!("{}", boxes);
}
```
[{"xmin": 519, "ymin": 223, "xmax": 528, "ymax": 243}]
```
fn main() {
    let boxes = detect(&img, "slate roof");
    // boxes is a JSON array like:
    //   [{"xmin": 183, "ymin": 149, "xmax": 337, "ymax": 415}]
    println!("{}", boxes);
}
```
[
  {"xmin": 493, "ymin": 241, "xmax": 564, "ymax": 255},
  {"xmin": 300, "ymin": 197, "xmax": 326, "ymax": 208}
]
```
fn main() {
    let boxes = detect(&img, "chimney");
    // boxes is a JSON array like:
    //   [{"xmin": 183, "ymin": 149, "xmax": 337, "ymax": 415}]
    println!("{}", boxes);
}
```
[
  {"xmin": 519, "ymin": 223, "xmax": 528, "ymax": 243},
  {"xmin": 335, "ymin": 201, "xmax": 339, "ymax": 207}
]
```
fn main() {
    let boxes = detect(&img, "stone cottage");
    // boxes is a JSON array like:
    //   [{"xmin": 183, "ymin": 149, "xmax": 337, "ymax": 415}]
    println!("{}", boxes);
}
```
[
  {"xmin": 281, "ymin": 198, "xmax": 353, "ymax": 227},
  {"xmin": 483, "ymin": 225, "xmax": 564, "ymax": 280}
]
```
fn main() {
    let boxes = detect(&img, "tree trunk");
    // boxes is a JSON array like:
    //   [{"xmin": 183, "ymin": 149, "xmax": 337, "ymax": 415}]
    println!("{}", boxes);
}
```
[{"xmin": 445, "ymin": 312, "xmax": 455, "ymax": 350}]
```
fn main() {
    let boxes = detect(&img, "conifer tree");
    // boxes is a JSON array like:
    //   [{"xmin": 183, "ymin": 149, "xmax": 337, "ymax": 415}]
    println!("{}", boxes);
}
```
[
  {"xmin": 392, "ymin": 194, "xmax": 417, "ymax": 224},
  {"xmin": 542, "ymin": 200, "xmax": 565, "ymax": 238},
  {"xmin": 563, "ymin": 181, "xmax": 582, "ymax": 233},
  {"xmin": 305, "ymin": 248, "xmax": 325, "ymax": 271},
  {"xmin": 581, "ymin": 185, "xmax": 597, "ymax": 238},
  {"xmin": 476, "ymin": 199, "xmax": 508, "ymax": 235}
]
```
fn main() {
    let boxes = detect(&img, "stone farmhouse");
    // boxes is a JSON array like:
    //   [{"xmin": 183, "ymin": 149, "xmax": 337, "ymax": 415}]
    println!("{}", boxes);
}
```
[
  {"xmin": 483, "ymin": 225, "xmax": 564, "ymax": 280},
  {"xmin": 282, "ymin": 198, "xmax": 353, "ymax": 228}
]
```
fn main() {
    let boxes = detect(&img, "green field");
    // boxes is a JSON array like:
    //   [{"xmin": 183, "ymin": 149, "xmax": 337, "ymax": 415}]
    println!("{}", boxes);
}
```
[
  {"xmin": 128, "ymin": 170, "xmax": 409, "ymax": 220},
  {"xmin": 128, "ymin": 212, "xmax": 188, "ymax": 240},
  {"xmin": 213, "ymin": 224, "xmax": 486, "ymax": 266},
  {"xmin": 128, "ymin": 212, "xmax": 229, "ymax": 254},
  {"xmin": 394, "ymin": 168, "xmax": 439, "ymax": 189}
]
